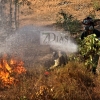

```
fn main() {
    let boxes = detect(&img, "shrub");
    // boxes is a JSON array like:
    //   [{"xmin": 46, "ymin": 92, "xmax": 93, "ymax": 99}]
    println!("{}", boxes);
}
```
[
  {"xmin": 79, "ymin": 34, "xmax": 100, "ymax": 71},
  {"xmin": 92, "ymin": 0, "xmax": 100, "ymax": 11},
  {"xmin": 56, "ymin": 10, "xmax": 81, "ymax": 35}
]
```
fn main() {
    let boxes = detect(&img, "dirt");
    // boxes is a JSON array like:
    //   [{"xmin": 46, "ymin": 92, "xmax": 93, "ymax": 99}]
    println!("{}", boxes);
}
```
[{"xmin": 19, "ymin": 0, "xmax": 100, "ymax": 27}]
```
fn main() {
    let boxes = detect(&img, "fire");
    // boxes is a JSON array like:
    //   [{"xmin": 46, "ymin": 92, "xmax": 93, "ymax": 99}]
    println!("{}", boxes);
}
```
[{"xmin": 0, "ymin": 54, "xmax": 26, "ymax": 88}]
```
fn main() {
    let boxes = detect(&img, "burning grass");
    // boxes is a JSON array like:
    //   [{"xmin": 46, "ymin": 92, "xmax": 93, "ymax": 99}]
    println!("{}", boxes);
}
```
[
  {"xmin": 0, "ymin": 61, "xmax": 100, "ymax": 100},
  {"xmin": 0, "ymin": 54, "xmax": 26, "ymax": 89}
]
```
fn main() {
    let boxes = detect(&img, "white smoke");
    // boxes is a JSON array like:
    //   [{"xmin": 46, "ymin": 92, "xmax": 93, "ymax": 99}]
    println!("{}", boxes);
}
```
[
  {"xmin": 40, "ymin": 31, "xmax": 78, "ymax": 53},
  {"xmin": 0, "ymin": 25, "xmax": 41, "ymax": 56},
  {"xmin": 50, "ymin": 40, "xmax": 78, "ymax": 53},
  {"xmin": 0, "ymin": 25, "xmax": 78, "ymax": 60}
]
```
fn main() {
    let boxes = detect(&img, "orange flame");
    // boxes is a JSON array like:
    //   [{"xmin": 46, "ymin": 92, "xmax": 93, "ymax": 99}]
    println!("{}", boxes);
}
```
[{"xmin": 0, "ymin": 54, "xmax": 26, "ymax": 88}]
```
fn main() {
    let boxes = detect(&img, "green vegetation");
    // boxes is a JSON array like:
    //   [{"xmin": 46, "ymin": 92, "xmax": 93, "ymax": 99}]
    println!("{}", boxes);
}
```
[
  {"xmin": 92, "ymin": 0, "xmax": 100, "ymax": 11},
  {"xmin": 56, "ymin": 10, "xmax": 81, "ymax": 35},
  {"xmin": 79, "ymin": 34, "xmax": 100, "ymax": 70}
]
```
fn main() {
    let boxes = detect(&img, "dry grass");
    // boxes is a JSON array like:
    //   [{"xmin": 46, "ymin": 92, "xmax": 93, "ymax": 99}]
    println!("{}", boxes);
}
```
[
  {"xmin": 19, "ymin": 0, "xmax": 100, "ymax": 26},
  {"xmin": 0, "ymin": 61, "xmax": 100, "ymax": 100},
  {"xmin": 1, "ymin": 0, "xmax": 100, "ymax": 100}
]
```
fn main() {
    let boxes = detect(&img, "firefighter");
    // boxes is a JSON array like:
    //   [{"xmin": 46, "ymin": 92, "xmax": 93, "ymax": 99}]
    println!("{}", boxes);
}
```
[
  {"xmin": 81, "ymin": 16, "xmax": 100, "ymax": 74},
  {"xmin": 81, "ymin": 17, "xmax": 100, "ymax": 40},
  {"xmin": 50, "ymin": 50, "xmax": 68, "ymax": 70}
]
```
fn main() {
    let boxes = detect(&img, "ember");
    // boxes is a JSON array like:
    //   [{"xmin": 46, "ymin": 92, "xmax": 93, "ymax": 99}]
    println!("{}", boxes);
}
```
[{"xmin": 0, "ymin": 54, "xmax": 26, "ymax": 88}]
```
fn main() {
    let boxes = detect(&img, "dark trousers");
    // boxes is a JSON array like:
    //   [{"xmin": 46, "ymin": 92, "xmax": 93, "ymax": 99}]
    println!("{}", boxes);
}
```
[{"xmin": 92, "ymin": 54, "xmax": 99, "ymax": 74}]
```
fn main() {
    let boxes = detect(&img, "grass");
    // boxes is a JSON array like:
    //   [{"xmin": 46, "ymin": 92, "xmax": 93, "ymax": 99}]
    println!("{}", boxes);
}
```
[
  {"xmin": 91, "ymin": 0, "xmax": 100, "ymax": 11},
  {"xmin": 0, "ymin": 0, "xmax": 100, "ymax": 100},
  {"xmin": 0, "ymin": 61, "xmax": 100, "ymax": 100}
]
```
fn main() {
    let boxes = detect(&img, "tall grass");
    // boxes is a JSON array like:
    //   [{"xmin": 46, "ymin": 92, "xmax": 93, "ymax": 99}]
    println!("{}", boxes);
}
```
[{"xmin": 0, "ymin": 62, "xmax": 100, "ymax": 100}]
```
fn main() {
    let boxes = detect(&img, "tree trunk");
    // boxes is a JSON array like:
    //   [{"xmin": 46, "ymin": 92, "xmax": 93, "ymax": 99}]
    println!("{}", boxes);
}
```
[
  {"xmin": 14, "ymin": 0, "xmax": 17, "ymax": 30},
  {"xmin": 9, "ymin": 0, "xmax": 13, "ymax": 29},
  {"xmin": 17, "ymin": 2, "xmax": 19, "ymax": 28}
]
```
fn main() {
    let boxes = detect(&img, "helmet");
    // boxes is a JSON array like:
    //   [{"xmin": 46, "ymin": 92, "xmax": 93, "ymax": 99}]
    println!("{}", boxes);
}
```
[
  {"xmin": 82, "ymin": 17, "xmax": 94, "ymax": 25},
  {"xmin": 82, "ymin": 17, "xmax": 95, "ymax": 31}
]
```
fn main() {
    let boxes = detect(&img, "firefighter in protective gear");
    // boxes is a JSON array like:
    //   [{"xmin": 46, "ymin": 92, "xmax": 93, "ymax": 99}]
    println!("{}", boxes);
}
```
[
  {"xmin": 50, "ymin": 51, "xmax": 68, "ymax": 70},
  {"xmin": 81, "ymin": 16, "xmax": 100, "ymax": 74}
]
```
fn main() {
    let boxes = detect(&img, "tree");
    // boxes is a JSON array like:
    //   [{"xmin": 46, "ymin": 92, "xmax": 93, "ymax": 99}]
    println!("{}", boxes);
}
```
[{"xmin": 9, "ymin": 0, "xmax": 13, "ymax": 30}]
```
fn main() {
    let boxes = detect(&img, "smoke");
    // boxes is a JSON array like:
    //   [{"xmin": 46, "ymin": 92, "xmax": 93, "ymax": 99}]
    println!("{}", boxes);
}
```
[
  {"xmin": 50, "ymin": 39, "xmax": 78, "ymax": 53},
  {"xmin": 40, "ymin": 31, "xmax": 78, "ymax": 53},
  {"xmin": 0, "ymin": 25, "xmax": 78, "ymax": 62},
  {"xmin": 0, "ymin": 25, "xmax": 41, "ymax": 56}
]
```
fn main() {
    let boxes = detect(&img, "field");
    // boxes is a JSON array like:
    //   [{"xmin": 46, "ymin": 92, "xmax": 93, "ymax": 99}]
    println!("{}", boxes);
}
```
[{"xmin": 0, "ymin": 0, "xmax": 100, "ymax": 100}]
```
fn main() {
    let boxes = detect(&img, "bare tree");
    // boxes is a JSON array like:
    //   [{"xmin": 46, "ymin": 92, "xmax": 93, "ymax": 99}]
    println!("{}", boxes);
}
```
[
  {"xmin": 14, "ymin": 0, "xmax": 18, "ymax": 30},
  {"xmin": 9, "ymin": 0, "xmax": 13, "ymax": 30},
  {"xmin": 1, "ymin": 0, "xmax": 32, "ymax": 32}
]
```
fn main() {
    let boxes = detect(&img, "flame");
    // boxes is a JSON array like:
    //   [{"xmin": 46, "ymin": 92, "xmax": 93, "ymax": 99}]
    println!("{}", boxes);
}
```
[
  {"xmin": 0, "ymin": 54, "xmax": 26, "ymax": 88},
  {"xmin": 10, "ymin": 58, "xmax": 26, "ymax": 74}
]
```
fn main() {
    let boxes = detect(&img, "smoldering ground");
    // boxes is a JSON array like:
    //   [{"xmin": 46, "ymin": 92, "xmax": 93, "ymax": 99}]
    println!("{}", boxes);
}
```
[{"xmin": 0, "ymin": 25, "xmax": 78, "ymax": 67}]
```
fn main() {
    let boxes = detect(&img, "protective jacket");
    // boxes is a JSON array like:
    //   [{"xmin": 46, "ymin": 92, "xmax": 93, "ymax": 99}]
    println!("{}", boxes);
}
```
[{"xmin": 81, "ymin": 29, "xmax": 100, "ymax": 40}]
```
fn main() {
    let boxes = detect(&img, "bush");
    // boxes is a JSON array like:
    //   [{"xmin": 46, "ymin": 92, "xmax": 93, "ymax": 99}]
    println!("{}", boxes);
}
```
[
  {"xmin": 79, "ymin": 34, "xmax": 100, "ymax": 72},
  {"xmin": 92, "ymin": 0, "xmax": 100, "ymax": 11},
  {"xmin": 56, "ymin": 10, "xmax": 81, "ymax": 35}
]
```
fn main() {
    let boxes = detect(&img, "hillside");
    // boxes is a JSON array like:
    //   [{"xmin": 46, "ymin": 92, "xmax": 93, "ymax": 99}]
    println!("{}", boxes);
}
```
[
  {"xmin": 0, "ymin": 0, "xmax": 100, "ymax": 100},
  {"xmin": 15, "ymin": 0, "xmax": 100, "ymax": 67},
  {"xmin": 19, "ymin": 0, "xmax": 100, "ymax": 27},
  {"xmin": 0, "ymin": 0, "xmax": 100, "ymax": 69}
]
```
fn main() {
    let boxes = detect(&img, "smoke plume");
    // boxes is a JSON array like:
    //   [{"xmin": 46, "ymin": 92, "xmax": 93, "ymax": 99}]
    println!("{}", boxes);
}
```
[{"xmin": 0, "ymin": 25, "xmax": 78, "ymax": 65}]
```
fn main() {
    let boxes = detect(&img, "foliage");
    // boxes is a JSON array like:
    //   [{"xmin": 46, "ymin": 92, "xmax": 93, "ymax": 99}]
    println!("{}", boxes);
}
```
[
  {"xmin": 79, "ymin": 34, "xmax": 100, "ymax": 68},
  {"xmin": 56, "ymin": 10, "xmax": 81, "ymax": 35},
  {"xmin": 92, "ymin": 0, "xmax": 100, "ymax": 11},
  {"xmin": 18, "ymin": 0, "xmax": 32, "ymax": 6}
]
